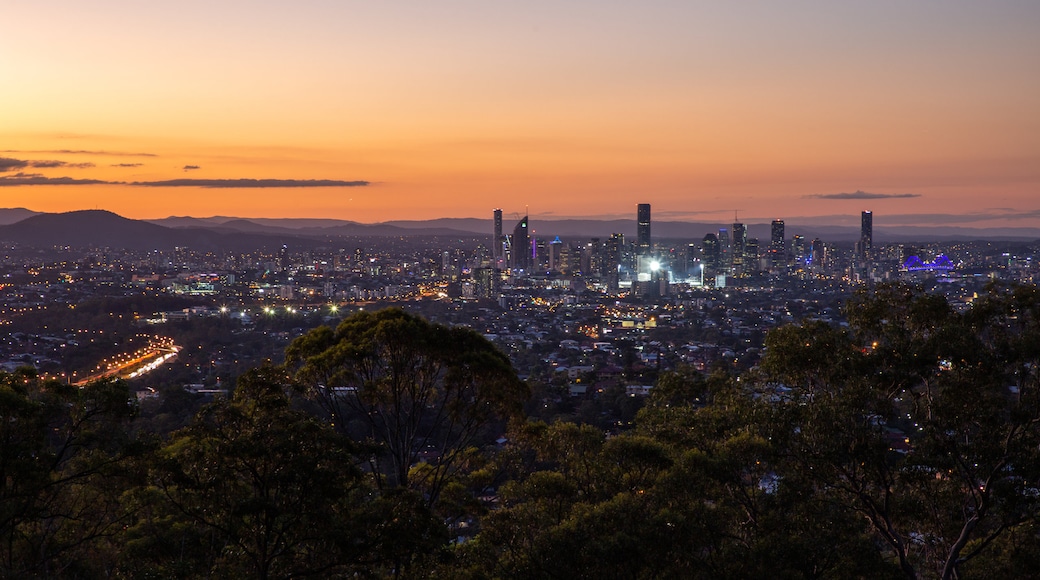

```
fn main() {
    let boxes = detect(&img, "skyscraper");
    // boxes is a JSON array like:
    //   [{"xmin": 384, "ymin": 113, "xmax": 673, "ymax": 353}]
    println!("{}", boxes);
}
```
[
  {"xmin": 493, "ymin": 209, "xmax": 503, "ymax": 261},
  {"xmin": 548, "ymin": 236, "xmax": 563, "ymax": 273},
  {"xmin": 637, "ymin": 203, "xmax": 651, "ymax": 255},
  {"xmin": 512, "ymin": 215, "xmax": 529, "ymax": 271},
  {"xmin": 860, "ymin": 210, "xmax": 873, "ymax": 260},
  {"xmin": 606, "ymin": 233, "xmax": 623, "ymax": 293},
  {"xmin": 770, "ymin": 219, "xmax": 785, "ymax": 269},
  {"xmin": 732, "ymin": 222, "xmax": 746, "ymax": 272},
  {"xmin": 717, "ymin": 228, "xmax": 731, "ymax": 271}
]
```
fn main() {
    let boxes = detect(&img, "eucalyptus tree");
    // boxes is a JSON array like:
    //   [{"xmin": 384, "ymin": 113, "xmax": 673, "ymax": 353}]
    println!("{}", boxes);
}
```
[{"xmin": 285, "ymin": 308, "xmax": 528, "ymax": 505}]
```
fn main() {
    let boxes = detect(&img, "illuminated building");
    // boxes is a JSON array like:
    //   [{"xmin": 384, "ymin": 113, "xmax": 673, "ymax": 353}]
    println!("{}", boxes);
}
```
[
  {"xmin": 548, "ymin": 236, "xmax": 563, "ymax": 272},
  {"xmin": 512, "ymin": 215, "xmax": 529, "ymax": 271},
  {"xmin": 637, "ymin": 203, "xmax": 651, "ymax": 255},
  {"xmin": 732, "ymin": 222, "xmax": 746, "ymax": 272},
  {"xmin": 770, "ymin": 219, "xmax": 785, "ymax": 269},
  {"xmin": 493, "ymin": 209, "xmax": 504, "ymax": 261},
  {"xmin": 860, "ymin": 210, "xmax": 873, "ymax": 259}
]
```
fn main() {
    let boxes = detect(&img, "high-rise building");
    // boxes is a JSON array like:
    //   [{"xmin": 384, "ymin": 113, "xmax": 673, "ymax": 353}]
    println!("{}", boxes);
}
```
[
  {"xmin": 637, "ymin": 203, "xmax": 651, "ymax": 255},
  {"xmin": 606, "ymin": 233, "xmax": 623, "ymax": 293},
  {"xmin": 860, "ymin": 210, "xmax": 873, "ymax": 258},
  {"xmin": 548, "ymin": 237, "xmax": 563, "ymax": 272},
  {"xmin": 702, "ymin": 233, "xmax": 719, "ymax": 272},
  {"xmin": 472, "ymin": 267, "xmax": 497, "ymax": 299},
  {"xmin": 792, "ymin": 235, "xmax": 806, "ymax": 267},
  {"xmin": 770, "ymin": 219, "xmax": 785, "ymax": 269},
  {"xmin": 493, "ymin": 209, "xmax": 503, "ymax": 261},
  {"xmin": 512, "ymin": 216, "xmax": 529, "ymax": 271},
  {"xmin": 717, "ymin": 228, "xmax": 731, "ymax": 271},
  {"xmin": 745, "ymin": 238, "xmax": 760, "ymax": 271},
  {"xmin": 731, "ymin": 222, "xmax": 746, "ymax": 272}
]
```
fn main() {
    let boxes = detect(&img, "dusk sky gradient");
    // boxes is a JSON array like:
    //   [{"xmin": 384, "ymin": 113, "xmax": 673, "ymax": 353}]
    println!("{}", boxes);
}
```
[{"xmin": 2, "ymin": 1, "xmax": 1038, "ymax": 227}]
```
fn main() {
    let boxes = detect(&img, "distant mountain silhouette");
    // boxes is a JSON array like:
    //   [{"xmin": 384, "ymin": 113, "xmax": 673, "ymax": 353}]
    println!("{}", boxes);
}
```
[
  {"xmin": 0, "ymin": 208, "xmax": 41, "ymax": 226},
  {"xmin": 151, "ymin": 216, "xmax": 478, "ymax": 238},
  {"xmin": 0, "ymin": 210, "xmax": 328, "ymax": 251},
  {"xmin": 1, "ymin": 209, "xmax": 1037, "ymax": 247}
]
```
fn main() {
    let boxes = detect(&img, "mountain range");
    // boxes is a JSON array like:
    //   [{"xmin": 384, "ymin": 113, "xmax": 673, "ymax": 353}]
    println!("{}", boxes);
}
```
[{"xmin": 0, "ymin": 208, "xmax": 1036, "ymax": 251}]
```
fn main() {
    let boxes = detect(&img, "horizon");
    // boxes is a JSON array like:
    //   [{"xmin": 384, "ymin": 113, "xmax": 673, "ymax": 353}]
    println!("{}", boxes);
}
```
[
  {"xmin": 2, "ymin": 2, "xmax": 1038, "ymax": 227},
  {"xmin": 5, "ymin": 206, "xmax": 1040, "ymax": 241}
]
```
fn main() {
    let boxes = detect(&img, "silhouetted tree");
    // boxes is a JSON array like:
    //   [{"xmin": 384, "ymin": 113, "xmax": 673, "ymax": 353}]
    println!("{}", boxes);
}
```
[{"xmin": 285, "ymin": 308, "xmax": 528, "ymax": 506}]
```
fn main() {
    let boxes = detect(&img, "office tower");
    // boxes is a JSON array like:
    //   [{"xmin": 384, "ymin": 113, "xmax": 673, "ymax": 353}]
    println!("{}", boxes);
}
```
[
  {"xmin": 702, "ymin": 233, "xmax": 719, "ymax": 272},
  {"xmin": 637, "ymin": 203, "xmax": 651, "ymax": 255},
  {"xmin": 686, "ymin": 243, "xmax": 698, "ymax": 279},
  {"xmin": 860, "ymin": 210, "xmax": 873, "ymax": 258},
  {"xmin": 732, "ymin": 222, "xmax": 747, "ymax": 272},
  {"xmin": 548, "ymin": 237, "xmax": 563, "ymax": 272},
  {"xmin": 606, "ymin": 233, "xmax": 623, "ymax": 293},
  {"xmin": 792, "ymin": 235, "xmax": 806, "ymax": 266},
  {"xmin": 717, "ymin": 228, "xmax": 731, "ymax": 271},
  {"xmin": 472, "ymin": 267, "xmax": 497, "ymax": 299},
  {"xmin": 512, "ymin": 215, "xmax": 529, "ymax": 270},
  {"xmin": 770, "ymin": 219, "xmax": 785, "ymax": 269},
  {"xmin": 745, "ymin": 238, "xmax": 759, "ymax": 271},
  {"xmin": 770, "ymin": 219, "xmax": 785, "ymax": 253},
  {"xmin": 810, "ymin": 238, "xmax": 825, "ymax": 269},
  {"xmin": 493, "ymin": 209, "xmax": 503, "ymax": 260}
]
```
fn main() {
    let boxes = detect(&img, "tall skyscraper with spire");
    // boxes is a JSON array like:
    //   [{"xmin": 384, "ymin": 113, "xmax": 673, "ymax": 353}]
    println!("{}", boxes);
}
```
[{"xmin": 637, "ymin": 203, "xmax": 651, "ymax": 256}]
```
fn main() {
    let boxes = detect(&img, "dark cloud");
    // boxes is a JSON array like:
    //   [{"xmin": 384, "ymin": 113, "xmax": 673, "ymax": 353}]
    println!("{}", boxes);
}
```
[
  {"xmin": 183, "ymin": 165, "xmax": 201, "ymax": 171},
  {"xmin": 27, "ymin": 160, "xmax": 95, "ymax": 169},
  {"xmin": 0, "ymin": 173, "xmax": 110, "ymax": 186},
  {"xmin": 1, "ymin": 157, "xmax": 95, "ymax": 171},
  {"xmin": 29, "ymin": 160, "xmax": 67, "ymax": 168},
  {"xmin": 806, "ymin": 190, "xmax": 921, "ymax": 200},
  {"xmin": 0, "ymin": 170, "xmax": 369, "ymax": 188},
  {"xmin": 132, "ymin": 178, "xmax": 370, "ymax": 188},
  {"xmin": 0, "ymin": 158, "xmax": 29, "ymax": 172},
  {"xmin": 112, "ymin": 163, "xmax": 144, "ymax": 168}
]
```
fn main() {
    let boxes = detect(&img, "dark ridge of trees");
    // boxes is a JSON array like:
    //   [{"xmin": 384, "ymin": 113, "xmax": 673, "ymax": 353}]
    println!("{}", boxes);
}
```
[{"xmin": 0, "ymin": 287, "xmax": 1037, "ymax": 578}]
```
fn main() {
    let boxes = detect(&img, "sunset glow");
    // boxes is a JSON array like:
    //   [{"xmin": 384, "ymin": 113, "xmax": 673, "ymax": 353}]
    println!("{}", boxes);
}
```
[{"xmin": 2, "ymin": 1, "xmax": 1038, "ymax": 227}]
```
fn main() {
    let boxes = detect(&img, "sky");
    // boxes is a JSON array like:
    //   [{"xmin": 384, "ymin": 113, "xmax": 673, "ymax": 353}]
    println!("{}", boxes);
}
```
[{"xmin": 1, "ymin": 1, "xmax": 1038, "ymax": 228}]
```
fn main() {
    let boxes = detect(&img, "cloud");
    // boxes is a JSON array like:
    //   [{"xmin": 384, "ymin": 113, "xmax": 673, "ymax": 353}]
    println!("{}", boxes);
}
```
[
  {"xmin": 1, "ymin": 157, "xmax": 96, "ymax": 171},
  {"xmin": 0, "ymin": 170, "xmax": 370, "ymax": 188},
  {"xmin": 132, "ymin": 178, "xmax": 370, "ymax": 188},
  {"xmin": 806, "ymin": 190, "xmax": 921, "ymax": 200},
  {"xmin": 26, "ymin": 160, "xmax": 95, "ymax": 169},
  {"xmin": 0, "ymin": 173, "xmax": 110, "ymax": 186},
  {"xmin": 1, "ymin": 149, "xmax": 157, "ymax": 157},
  {"xmin": 112, "ymin": 163, "xmax": 143, "ymax": 168},
  {"xmin": 0, "ymin": 158, "xmax": 29, "ymax": 172},
  {"xmin": 183, "ymin": 165, "xmax": 201, "ymax": 171}
]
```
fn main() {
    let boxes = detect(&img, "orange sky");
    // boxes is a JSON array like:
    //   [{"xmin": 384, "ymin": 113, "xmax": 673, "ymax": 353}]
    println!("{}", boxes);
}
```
[{"xmin": 2, "ymin": 1, "xmax": 1038, "ymax": 228}]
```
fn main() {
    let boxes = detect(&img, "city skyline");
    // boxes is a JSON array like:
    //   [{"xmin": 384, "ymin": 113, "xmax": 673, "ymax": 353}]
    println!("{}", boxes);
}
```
[{"xmin": 2, "ymin": 2, "xmax": 1038, "ymax": 228}]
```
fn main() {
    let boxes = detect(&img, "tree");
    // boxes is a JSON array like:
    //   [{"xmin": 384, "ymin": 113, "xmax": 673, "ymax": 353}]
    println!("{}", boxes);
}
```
[
  {"xmin": 134, "ymin": 366, "xmax": 370, "ymax": 579},
  {"xmin": 285, "ymin": 308, "xmax": 528, "ymax": 505},
  {"xmin": 0, "ymin": 370, "xmax": 137, "ymax": 577},
  {"xmin": 758, "ymin": 283, "xmax": 1040, "ymax": 579}
]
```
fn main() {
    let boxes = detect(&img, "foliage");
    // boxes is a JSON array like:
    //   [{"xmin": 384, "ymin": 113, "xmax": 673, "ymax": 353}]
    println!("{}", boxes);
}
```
[
  {"xmin": 285, "ymin": 308, "xmax": 528, "ymax": 505},
  {"xmin": 0, "ymin": 370, "xmax": 137, "ymax": 577},
  {"xmin": 128, "ymin": 366, "xmax": 371, "ymax": 578}
]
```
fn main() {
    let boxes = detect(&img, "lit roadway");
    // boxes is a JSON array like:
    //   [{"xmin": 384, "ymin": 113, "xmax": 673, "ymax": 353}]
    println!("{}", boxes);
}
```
[{"xmin": 74, "ymin": 340, "xmax": 180, "ymax": 386}]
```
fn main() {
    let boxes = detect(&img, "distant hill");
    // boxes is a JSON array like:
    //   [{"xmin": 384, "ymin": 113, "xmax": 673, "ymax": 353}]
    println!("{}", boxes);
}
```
[
  {"xmin": 151, "ymin": 216, "xmax": 480, "ymax": 238},
  {"xmin": 0, "ymin": 210, "xmax": 328, "ymax": 251},
  {"xmin": 1, "ymin": 209, "xmax": 1037, "ymax": 246},
  {"xmin": 0, "ymin": 208, "xmax": 41, "ymax": 226},
  {"xmin": 0, "ymin": 210, "xmax": 179, "ymax": 249}
]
